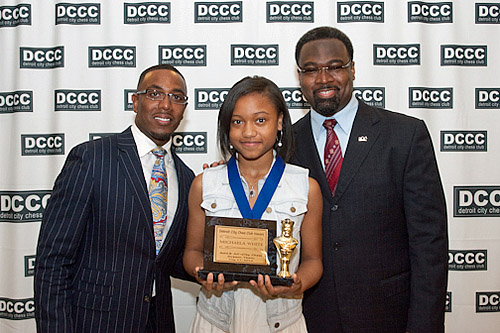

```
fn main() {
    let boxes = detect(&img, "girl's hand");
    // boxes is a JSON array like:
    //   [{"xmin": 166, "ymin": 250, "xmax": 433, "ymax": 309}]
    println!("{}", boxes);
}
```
[
  {"xmin": 249, "ymin": 273, "xmax": 302, "ymax": 297},
  {"xmin": 194, "ymin": 267, "xmax": 238, "ymax": 291}
]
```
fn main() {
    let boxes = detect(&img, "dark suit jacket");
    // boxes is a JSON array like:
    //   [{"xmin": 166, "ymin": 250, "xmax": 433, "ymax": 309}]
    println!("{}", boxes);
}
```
[
  {"xmin": 34, "ymin": 127, "xmax": 195, "ymax": 333},
  {"xmin": 293, "ymin": 100, "xmax": 448, "ymax": 333}
]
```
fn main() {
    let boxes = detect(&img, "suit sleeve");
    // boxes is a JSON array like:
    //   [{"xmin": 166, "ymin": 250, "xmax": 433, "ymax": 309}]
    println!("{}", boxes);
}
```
[
  {"xmin": 403, "ymin": 120, "xmax": 448, "ymax": 333},
  {"xmin": 170, "ymin": 162, "xmax": 196, "ymax": 282},
  {"xmin": 34, "ymin": 144, "xmax": 94, "ymax": 333}
]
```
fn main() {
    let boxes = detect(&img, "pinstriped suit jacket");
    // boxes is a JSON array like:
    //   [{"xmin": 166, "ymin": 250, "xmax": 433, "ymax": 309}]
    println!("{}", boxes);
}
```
[
  {"xmin": 293, "ymin": 100, "xmax": 448, "ymax": 333},
  {"xmin": 34, "ymin": 127, "xmax": 195, "ymax": 333}
]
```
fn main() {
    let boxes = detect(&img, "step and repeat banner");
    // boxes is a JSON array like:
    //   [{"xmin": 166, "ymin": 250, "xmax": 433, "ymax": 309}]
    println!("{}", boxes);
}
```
[{"xmin": 1, "ymin": 1, "xmax": 499, "ymax": 332}]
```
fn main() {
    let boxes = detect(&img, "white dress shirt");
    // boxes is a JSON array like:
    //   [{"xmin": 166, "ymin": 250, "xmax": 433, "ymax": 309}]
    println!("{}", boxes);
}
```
[
  {"xmin": 131, "ymin": 124, "xmax": 180, "ymax": 296},
  {"xmin": 310, "ymin": 95, "xmax": 358, "ymax": 168},
  {"xmin": 131, "ymin": 124, "xmax": 179, "ymax": 248}
]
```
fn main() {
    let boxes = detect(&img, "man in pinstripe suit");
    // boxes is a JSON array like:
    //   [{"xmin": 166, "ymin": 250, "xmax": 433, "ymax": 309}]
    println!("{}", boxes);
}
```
[{"xmin": 34, "ymin": 64, "xmax": 195, "ymax": 333}]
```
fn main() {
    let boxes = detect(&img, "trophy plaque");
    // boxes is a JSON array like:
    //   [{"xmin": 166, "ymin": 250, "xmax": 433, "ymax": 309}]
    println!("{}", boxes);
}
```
[{"xmin": 197, "ymin": 216, "xmax": 294, "ymax": 286}]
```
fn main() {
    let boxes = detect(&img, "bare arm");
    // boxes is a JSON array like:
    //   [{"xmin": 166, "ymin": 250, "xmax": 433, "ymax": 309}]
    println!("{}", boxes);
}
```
[
  {"xmin": 250, "ymin": 177, "xmax": 323, "ymax": 296},
  {"xmin": 183, "ymin": 174, "xmax": 205, "ymax": 278},
  {"xmin": 183, "ymin": 173, "xmax": 237, "ymax": 291},
  {"xmin": 294, "ymin": 176, "xmax": 323, "ymax": 291}
]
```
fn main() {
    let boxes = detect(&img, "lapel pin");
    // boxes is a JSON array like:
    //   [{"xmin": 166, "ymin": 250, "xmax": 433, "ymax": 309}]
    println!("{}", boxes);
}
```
[{"xmin": 358, "ymin": 136, "xmax": 368, "ymax": 142}]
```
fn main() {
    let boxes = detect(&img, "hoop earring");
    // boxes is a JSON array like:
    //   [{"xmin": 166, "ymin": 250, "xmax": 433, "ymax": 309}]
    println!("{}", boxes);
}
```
[{"xmin": 277, "ymin": 130, "xmax": 283, "ymax": 148}]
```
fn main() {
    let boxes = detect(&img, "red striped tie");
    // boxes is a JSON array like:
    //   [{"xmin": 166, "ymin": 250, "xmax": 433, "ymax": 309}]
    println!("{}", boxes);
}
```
[{"xmin": 323, "ymin": 119, "xmax": 343, "ymax": 194}]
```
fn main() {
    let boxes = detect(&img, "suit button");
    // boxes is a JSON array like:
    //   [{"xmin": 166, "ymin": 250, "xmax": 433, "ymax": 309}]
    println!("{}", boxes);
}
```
[
  {"xmin": 144, "ymin": 295, "xmax": 150, "ymax": 302},
  {"xmin": 331, "ymin": 204, "xmax": 338, "ymax": 211},
  {"xmin": 274, "ymin": 322, "xmax": 280, "ymax": 328},
  {"xmin": 333, "ymin": 242, "xmax": 340, "ymax": 251}
]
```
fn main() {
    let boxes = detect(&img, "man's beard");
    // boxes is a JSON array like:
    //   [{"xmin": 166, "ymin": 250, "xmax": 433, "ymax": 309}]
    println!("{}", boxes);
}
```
[{"xmin": 312, "ymin": 94, "xmax": 340, "ymax": 117}]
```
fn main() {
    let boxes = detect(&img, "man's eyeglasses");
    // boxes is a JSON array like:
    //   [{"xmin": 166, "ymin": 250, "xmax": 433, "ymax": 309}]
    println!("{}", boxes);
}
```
[
  {"xmin": 135, "ymin": 89, "xmax": 188, "ymax": 105},
  {"xmin": 298, "ymin": 60, "xmax": 352, "ymax": 78}
]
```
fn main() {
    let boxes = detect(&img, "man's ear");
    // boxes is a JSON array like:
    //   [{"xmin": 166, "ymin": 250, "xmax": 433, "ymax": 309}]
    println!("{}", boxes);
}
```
[{"xmin": 132, "ymin": 93, "xmax": 139, "ymax": 113}]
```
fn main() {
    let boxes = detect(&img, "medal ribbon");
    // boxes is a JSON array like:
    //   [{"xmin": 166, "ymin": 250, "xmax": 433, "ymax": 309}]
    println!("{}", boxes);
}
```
[{"xmin": 227, "ymin": 156, "xmax": 285, "ymax": 220}]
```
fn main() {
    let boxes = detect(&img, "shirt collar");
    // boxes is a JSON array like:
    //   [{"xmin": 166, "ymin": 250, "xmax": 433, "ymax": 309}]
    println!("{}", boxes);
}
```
[
  {"xmin": 310, "ymin": 94, "xmax": 358, "ymax": 138},
  {"xmin": 131, "ymin": 123, "xmax": 173, "ymax": 162}
]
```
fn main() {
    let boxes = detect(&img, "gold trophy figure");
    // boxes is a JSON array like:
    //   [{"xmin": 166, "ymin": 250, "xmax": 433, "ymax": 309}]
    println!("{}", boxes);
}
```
[{"xmin": 273, "ymin": 219, "xmax": 298, "ymax": 278}]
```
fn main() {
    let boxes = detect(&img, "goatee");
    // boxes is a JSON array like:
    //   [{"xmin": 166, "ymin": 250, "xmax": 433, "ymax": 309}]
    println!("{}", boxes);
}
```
[{"xmin": 313, "ymin": 95, "xmax": 340, "ymax": 117}]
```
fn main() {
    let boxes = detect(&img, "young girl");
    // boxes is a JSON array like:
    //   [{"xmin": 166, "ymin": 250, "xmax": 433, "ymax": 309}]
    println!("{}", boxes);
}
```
[{"xmin": 183, "ymin": 76, "xmax": 323, "ymax": 332}]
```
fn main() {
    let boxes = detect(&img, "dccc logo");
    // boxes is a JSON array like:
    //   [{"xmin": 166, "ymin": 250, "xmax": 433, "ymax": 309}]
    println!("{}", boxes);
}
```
[
  {"xmin": 126, "ymin": 4, "xmax": 169, "ymax": 17},
  {"xmin": 376, "ymin": 46, "xmax": 419, "ymax": 59},
  {"xmin": 448, "ymin": 252, "xmax": 485, "ymax": 264},
  {"xmin": 92, "ymin": 48, "xmax": 134, "ymax": 61},
  {"xmin": 269, "ymin": 3, "xmax": 312, "ymax": 16},
  {"xmin": 198, "ymin": 90, "xmax": 228, "ymax": 103},
  {"xmin": 443, "ymin": 133, "xmax": 485, "ymax": 145},
  {"xmin": 56, "ymin": 92, "xmax": 99, "ymax": 104},
  {"xmin": 0, "ymin": 6, "xmax": 30, "ymax": 20},
  {"xmin": 57, "ymin": 5, "xmax": 99, "ymax": 18},
  {"xmin": 478, "ymin": 5, "xmax": 500, "ymax": 17},
  {"xmin": 173, "ymin": 134, "xmax": 205, "ymax": 147},
  {"xmin": 412, "ymin": 89, "xmax": 451, "ymax": 102},
  {"xmin": 0, "ymin": 93, "xmax": 31, "ymax": 107},
  {"xmin": 459, "ymin": 189, "xmax": 500, "ymax": 207},
  {"xmin": 0, "ymin": 300, "xmax": 35, "ymax": 314},
  {"xmin": 281, "ymin": 89, "xmax": 306, "ymax": 103},
  {"xmin": 339, "ymin": 3, "xmax": 383, "ymax": 16},
  {"xmin": 1, "ymin": 194, "xmax": 51, "ymax": 212},
  {"xmin": 478, "ymin": 90, "xmax": 499, "ymax": 102},
  {"xmin": 443, "ymin": 47, "xmax": 485, "ymax": 60},
  {"xmin": 353, "ymin": 89, "xmax": 384, "ymax": 102},
  {"xmin": 234, "ymin": 47, "xmax": 277, "ymax": 59},
  {"xmin": 162, "ymin": 47, "xmax": 205, "ymax": 60},
  {"xmin": 23, "ymin": 49, "xmax": 63, "ymax": 62},
  {"xmin": 410, "ymin": 3, "xmax": 451, "ymax": 17},
  {"xmin": 24, "ymin": 136, "xmax": 63, "ymax": 149},
  {"xmin": 197, "ymin": 4, "xmax": 241, "ymax": 16},
  {"xmin": 478, "ymin": 293, "xmax": 500, "ymax": 306}
]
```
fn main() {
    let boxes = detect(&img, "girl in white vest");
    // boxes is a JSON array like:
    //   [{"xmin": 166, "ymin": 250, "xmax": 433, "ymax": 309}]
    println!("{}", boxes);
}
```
[{"xmin": 184, "ymin": 76, "xmax": 323, "ymax": 332}]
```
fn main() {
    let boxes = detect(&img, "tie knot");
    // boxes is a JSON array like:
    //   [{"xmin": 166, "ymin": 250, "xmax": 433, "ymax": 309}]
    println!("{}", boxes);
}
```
[
  {"xmin": 152, "ymin": 147, "xmax": 166, "ymax": 158},
  {"xmin": 323, "ymin": 118, "xmax": 337, "ymax": 130}
]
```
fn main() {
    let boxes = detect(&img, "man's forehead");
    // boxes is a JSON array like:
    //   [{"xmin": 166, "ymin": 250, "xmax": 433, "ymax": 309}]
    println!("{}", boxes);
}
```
[
  {"xmin": 142, "ymin": 69, "xmax": 186, "ymax": 89},
  {"xmin": 299, "ymin": 39, "xmax": 348, "ymax": 63},
  {"xmin": 144, "ymin": 69, "xmax": 180, "ymax": 81}
]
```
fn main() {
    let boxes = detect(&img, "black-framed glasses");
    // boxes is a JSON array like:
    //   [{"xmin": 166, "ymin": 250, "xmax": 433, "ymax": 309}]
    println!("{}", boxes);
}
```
[
  {"xmin": 135, "ymin": 89, "xmax": 188, "ymax": 104},
  {"xmin": 298, "ymin": 60, "xmax": 352, "ymax": 78}
]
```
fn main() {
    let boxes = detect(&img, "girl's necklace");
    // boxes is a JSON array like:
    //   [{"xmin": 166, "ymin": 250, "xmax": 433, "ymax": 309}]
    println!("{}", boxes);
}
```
[
  {"xmin": 240, "ymin": 172, "xmax": 260, "ymax": 198},
  {"xmin": 248, "ymin": 183, "xmax": 257, "ymax": 198}
]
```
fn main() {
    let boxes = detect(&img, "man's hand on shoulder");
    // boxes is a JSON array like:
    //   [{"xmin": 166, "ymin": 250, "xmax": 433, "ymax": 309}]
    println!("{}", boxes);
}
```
[{"xmin": 202, "ymin": 160, "xmax": 226, "ymax": 170}]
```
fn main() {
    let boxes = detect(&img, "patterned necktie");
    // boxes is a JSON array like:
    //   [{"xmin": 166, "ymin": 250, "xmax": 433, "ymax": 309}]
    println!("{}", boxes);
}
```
[
  {"xmin": 323, "ymin": 119, "xmax": 343, "ymax": 194},
  {"xmin": 149, "ymin": 147, "xmax": 168, "ymax": 255}
]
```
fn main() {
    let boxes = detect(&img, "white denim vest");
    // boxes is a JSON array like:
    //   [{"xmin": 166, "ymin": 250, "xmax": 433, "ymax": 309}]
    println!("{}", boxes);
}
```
[{"xmin": 196, "ymin": 161, "xmax": 309, "ymax": 332}]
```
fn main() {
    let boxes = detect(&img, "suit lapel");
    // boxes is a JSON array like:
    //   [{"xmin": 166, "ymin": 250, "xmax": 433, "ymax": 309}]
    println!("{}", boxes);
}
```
[
  {"xmin": 333, "ymin": 101, "xmax": 381, "ymax": 203},
  {"xmin": 117, "ymin": 127, "xmax": 153, "ymax": 235},
  {"xmin": 294, "ymin": 113, "xmax": 334, "ymax": 205}
]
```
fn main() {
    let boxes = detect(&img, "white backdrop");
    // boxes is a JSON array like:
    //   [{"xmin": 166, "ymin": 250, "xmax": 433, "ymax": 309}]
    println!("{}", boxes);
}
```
[{"xmin": 1, "ymin": 1, "xmax": 499, "ymax": 332}]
